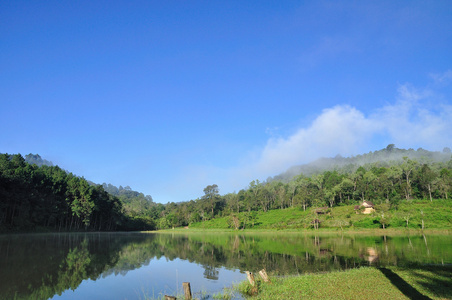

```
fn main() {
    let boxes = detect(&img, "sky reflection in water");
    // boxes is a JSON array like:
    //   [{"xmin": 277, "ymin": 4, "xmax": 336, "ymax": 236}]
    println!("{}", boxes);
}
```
[
  {"xmin": 1, "ymin": 232, "xmax": 450, "ymax": 300},
  {"xmin": 51, "ymin": 257, "xmax": 244, "ymax": 300}
]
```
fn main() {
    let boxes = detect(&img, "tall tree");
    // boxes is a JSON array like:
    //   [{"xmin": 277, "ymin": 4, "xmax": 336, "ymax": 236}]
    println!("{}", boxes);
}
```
[
  {"xmin": 401, "ymin": 157, "xmax": 418, "ymax": 200},
  {"xmin": 203, "ymin": 184, "xmax": 220, "ymax": 217},
  {"xmin": 419, "ymin": 164, "xmax": 436, "ymax": 201},
  {"xmin": 437, "ymin": 168, "xmax": 451, "ymax": 199}
]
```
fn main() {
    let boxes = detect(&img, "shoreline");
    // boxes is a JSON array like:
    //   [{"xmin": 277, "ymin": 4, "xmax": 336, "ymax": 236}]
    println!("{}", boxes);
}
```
[
  {"xmin": 154, "ymin": 227, "xmax": 452, "ymax": 236},
  {"xmin": 1, "ymin": 227, "xmax": 451, "ymax": 236}
]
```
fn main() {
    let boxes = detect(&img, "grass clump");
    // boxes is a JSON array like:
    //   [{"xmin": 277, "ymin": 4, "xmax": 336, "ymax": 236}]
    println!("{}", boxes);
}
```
[{"xmin": 211, "ymin": 289, "xmax": 235, "ymax": 300}]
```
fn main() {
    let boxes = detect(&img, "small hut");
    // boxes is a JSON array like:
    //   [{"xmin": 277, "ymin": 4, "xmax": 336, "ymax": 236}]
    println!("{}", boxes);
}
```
[
  {"xmin": 362, "ymin": 201, "xmax": 374, "ymax": 208},
  {"xmin": 354, "ymin": 201, "xmax": 375, "ymax": 214},
  {"xmin": 362, "ymin": 201, "xmax": 375, "ymax": 214}
]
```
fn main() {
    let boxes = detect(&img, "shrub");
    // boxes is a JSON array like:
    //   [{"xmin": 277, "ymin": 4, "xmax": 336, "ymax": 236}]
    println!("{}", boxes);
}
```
[{"xmin": 353, "ymin": 217, "xmax": 381, "ymax": 228}]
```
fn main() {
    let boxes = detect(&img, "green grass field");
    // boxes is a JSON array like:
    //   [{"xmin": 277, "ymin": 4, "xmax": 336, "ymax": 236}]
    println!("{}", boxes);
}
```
[
  {"xmin": 188, "ymin": 200, "xmax": 452, "ymax": 231},
  {"xmin": 237, "ymin": 265, "xmax": 452, "ymax": 300}
]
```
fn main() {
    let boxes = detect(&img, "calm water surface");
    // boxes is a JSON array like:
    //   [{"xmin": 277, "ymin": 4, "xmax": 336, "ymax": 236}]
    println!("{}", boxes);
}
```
[{"xmin": 0, "ymin": 231, "xmax": 450, "ymax": 299}]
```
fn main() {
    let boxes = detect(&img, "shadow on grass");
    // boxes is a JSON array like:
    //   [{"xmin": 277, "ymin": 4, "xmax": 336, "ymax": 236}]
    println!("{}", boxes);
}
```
[
  {"xmin": 414, "ymin": 266, "xmax": 452, "ymax": 300},
  {"xmin": 378, "ymin": 267, "xmax": 432, "ymax": 300}
]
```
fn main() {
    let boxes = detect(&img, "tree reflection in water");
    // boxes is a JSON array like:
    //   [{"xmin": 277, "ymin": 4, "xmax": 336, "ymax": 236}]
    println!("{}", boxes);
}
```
[{"xmin": 0, "ymin": 232, "xmax": 450, "ymax": 299}]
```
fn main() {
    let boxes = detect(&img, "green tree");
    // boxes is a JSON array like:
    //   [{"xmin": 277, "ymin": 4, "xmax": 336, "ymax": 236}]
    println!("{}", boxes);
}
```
[
  {"xmin": 401, "ymin": 157, "xmax": 418, "ymax": 200},
  {"xmin": 419, "ymin": 164, "xmax": 436, "ymax": 201},
  {"xmin": 338, "ymin": 177, "xmax": 354, "ymax": 204},
  {"xmin": 437, "ymin": 168, "xmax": 451, "ymax": 199},
  {"xmin": 297, "ymin": 177, "xmax": 313, "ymax": 211},
  {"xmin": 203, "ymin": 184, "xmax": 220, "ymax": 217}
]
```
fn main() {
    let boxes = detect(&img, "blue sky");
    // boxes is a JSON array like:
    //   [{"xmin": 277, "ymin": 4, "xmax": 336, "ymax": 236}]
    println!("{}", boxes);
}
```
[{"xmin": 1, "ymin": 1, "xmax": 452, "ymax": 203}]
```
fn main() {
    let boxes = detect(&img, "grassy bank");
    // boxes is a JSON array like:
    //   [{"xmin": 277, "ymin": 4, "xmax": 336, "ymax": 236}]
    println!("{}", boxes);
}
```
[
  {"xmin": 188, "ymin": 200, "xmax": 452, "ymax": 231},
  {"xmin": 237, "ymin": 265, "xmax": 452, "ymax": 300},
  {"xmin": 156, "ymin": 227, "xmax": 452, "ymax": 236}
]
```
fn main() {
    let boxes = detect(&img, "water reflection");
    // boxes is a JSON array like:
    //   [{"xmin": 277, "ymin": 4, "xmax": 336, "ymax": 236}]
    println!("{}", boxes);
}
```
[
  {"xmin": 0, "ymin": 233, "xmax": 149, "ymax": 299},
  {"xmin": 0, "ymin": 232, "xmax": 450, "ymax": 299},
  {"xmin": 202, "ymin": 264, "xmax": 219, "ymax": 280}
]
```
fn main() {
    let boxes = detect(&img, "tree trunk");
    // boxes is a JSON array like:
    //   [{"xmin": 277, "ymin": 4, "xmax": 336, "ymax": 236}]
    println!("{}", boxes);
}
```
[{"xmin": 10, "ymin": 203, "xmax": 16, "ymax": 226}]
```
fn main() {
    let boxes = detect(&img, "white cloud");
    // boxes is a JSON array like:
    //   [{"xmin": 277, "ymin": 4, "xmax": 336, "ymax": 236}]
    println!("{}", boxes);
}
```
[
  {"xmin": 375, "ymin": 84, "xmax": 452, "ymax": 149},
  {"xmin": 250, "ymin": 83, "xmax": 452, "ymax": 178},
  {"xmin": 256, "ymin": 105, "xmax": 376, "ymax": 174},
  {"xmin": 173, "ymin": 81, "xmax": 452, "ymax": 200},
  {"xmin": 429, "ymin": 70, "xmax": 452, "ymax": 85}
]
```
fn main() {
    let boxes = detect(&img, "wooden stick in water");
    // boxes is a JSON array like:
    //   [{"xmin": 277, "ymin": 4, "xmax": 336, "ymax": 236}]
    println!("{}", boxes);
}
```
[
  {"xmin": 246, "ymin": 271, "xmax": 255, "ymax": 286},
  {"xmin": 183, "ymin": 282, "xmax": 192, "ymax": 300},
  {"xmin": 259, "ymin": 269, "xmax": 271, "ymax": 283}
]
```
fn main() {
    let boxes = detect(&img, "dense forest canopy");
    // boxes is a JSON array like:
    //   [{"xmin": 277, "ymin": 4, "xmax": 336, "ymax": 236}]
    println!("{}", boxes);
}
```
[
  {"xmin": 1, "ymin": 146, "xmax": 451, "ymax": 232},
  {"xmin": 0, "ymin": 153, "xmax": 156, "ymax": 232}
]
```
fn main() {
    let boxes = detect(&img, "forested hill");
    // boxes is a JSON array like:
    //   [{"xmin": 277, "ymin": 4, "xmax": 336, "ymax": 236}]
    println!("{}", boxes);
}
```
[
  {"xmin": 101, "ymin": 183, "xmax": 162, "ymax": 220},
  {"xmin": 0, "ymin": 153, "xmax": 156, "ymax": 233},
  {"xmin": 102, "ymin": 183, "xmax": 153, "ymax": 202},
  {"xmin": 2, "ymin": 147, "xmax": 452, "ymax": 232},
  {"xmin": 270, "ymin": 145, "xmax": 452, "ymax": 183},
  {"xmin": 152, "ymin": 146, "xmax": 452, "ymax": 230},
  {"xmin": 26, "ymin": 153, "xmax": 161, "ymax": 223}
]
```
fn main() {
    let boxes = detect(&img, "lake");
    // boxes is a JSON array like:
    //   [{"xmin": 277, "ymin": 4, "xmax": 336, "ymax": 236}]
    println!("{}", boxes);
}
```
[{"xmin": 0, "ymin": 231, "xmax": 450, "ymax": 299}]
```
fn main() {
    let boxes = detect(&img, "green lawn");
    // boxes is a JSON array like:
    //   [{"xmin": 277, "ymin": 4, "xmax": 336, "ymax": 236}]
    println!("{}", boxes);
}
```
[{"xmin": 238, "ymin": 265, "xmax": 452, "ymax": 300}]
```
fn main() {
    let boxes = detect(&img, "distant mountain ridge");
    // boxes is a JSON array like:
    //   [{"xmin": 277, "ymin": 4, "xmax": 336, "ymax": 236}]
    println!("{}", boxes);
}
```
[
  {"xmin": 269, "ymin": 145, "xmax": 452, "ymax": 183},
  {"xmin": 24, "ymin": 154, "xmax": 53, "ymax": 167}
]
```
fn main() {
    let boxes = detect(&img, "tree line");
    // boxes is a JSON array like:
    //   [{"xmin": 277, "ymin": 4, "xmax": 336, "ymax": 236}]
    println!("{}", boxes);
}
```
[
  {"xmin": 1, "ymin": 147, "xmax": 451, "ymax": 232},
  {"xmin": 157, "ymin": 151, "xmax": 452, "ymax": 229},
  {"xmin": 0, "ymin": 153, "xmax": 156, "ymax": 232}
]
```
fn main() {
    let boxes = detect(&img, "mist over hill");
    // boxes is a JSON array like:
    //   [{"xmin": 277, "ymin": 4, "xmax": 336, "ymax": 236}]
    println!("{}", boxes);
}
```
[
  {"xmin": 4, "ymin": 146, "xmax": 452, "ymax": 231},
  {"xmin": 269, "ymin": 145, "xmax": 452, "ymax": 183},
  {"xmin": 24, "ymin": 154, "xmax": 54, "ymax": 167}
]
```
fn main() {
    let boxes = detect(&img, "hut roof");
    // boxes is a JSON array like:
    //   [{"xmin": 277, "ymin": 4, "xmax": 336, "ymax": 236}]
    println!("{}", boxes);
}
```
[{"xmin": 363, "ymin": 200, "xmax": 374, "ymax": 207}]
